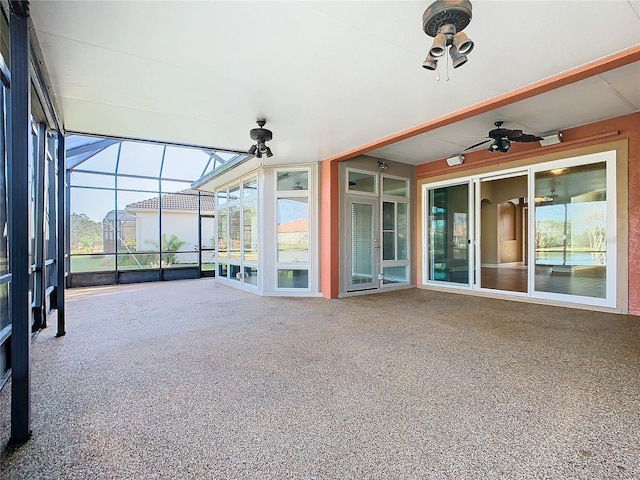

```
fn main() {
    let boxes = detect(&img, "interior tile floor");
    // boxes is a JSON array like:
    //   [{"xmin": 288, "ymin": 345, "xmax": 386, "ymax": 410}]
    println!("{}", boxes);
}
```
[{"xmin": 2, "ymin": 278, "xmax": 639, "ymax": 479}]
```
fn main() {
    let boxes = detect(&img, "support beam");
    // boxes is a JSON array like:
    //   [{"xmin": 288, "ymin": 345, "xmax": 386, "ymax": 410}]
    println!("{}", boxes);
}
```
[
  {"xmin": 8, "ymin": 3, "xmax": 32, "ymax": 444},
  {"xmin": 56, "ymin": 134, "xmax": 66, "ymax": 337}
]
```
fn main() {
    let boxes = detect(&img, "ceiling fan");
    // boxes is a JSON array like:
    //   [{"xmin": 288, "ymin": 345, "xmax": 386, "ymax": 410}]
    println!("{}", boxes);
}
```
[{"xmin": 464, "ymin": 121, "xmax": 543, "ymax": 153}]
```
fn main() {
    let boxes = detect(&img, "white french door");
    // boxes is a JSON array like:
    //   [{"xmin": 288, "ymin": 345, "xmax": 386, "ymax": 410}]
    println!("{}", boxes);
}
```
[{"xmin": 346, "ymin": 197, "xmax": 379, "ymax": 292}]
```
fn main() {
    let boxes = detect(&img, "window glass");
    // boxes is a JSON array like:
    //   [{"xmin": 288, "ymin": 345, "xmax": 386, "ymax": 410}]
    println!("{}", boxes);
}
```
[
  {"xmin": 217, "ymin": 189, "xmax": 227, "ymax": 206},
  {"xmin": 243, "ymin": 200, "xmax": 258, "ymax": 262},
  {"xmin": 228, "ymin": 184, "xmax": 241, "ymax": 202},
  {"xmin": 230, "ymin": 264, "xmax": 241, "ymax": 281},
  {"xmin": 383, "ymin": 177, "xmax": 408, "ymax": 197},
  {"xmin": 383, "ymin": 266, "xmax": 408, "ymax": 284},
  {"xmin": 218, "ymin": 262, "xmax": 228, "ymax": 279},
  {"xmin": 229, "ymin": 205, "xmax": 241, "ymax": 259},
  {"xmin": 397, "ymin": 202, "xmax": 408, "ymax": 260},
  {"xmin": 278, "ymin": 269, "xmax": 309, "ymax": 289},
  {"xmin": 277, "ymin": 171, "xmax": 308, "ymax": 191},
  {"xmin": 217, "ymin": 209, "xmax": 228, "ymax": 257},
  {"xmin": 244, "ymin": 266, "xmax": 258, "ymax": 286},
  {"xmin": 534, "ymin": 161, "xmax": 607, "ymax": 298},
  {"xmin": 347, "ymin": 170, "xmax": 376, "ymax": 194},
  {"xmin": 277, "ymin": 198, "xmax": 309, "ymax": 263},
  {"xmin": 243, "ymin": 177, "xmax": 258, "ymax": 198}
]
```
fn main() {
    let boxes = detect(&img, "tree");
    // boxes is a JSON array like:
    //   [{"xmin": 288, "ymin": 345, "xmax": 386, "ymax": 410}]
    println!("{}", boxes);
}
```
[
  {"xmin": 145, "ymin": 233, "xmax": 187, "ymax": 266},
  {"xmin": 70, "ymin": 213, "xmax": 103, "ymax": 253}
]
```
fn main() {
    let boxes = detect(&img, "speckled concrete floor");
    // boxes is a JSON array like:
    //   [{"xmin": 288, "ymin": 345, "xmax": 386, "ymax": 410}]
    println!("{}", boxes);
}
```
[{"xmin": 1, "ymin": 278, "xmax": 640, "ymax": 479}]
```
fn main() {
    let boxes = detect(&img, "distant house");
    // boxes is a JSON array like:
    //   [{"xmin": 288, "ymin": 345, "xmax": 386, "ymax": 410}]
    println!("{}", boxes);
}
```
[{"xmin": 123, "ymin": 189, "xmax": 215, "ymax": 264}]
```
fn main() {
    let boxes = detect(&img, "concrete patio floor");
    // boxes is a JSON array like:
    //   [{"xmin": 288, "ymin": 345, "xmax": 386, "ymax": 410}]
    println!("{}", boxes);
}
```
[{"xmin": 1, "ymin": 278, "xmax": 639, "ymax": 479}]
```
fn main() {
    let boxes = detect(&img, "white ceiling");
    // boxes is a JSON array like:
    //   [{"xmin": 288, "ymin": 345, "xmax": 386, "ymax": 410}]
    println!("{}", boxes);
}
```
[{"xmin": 29, "ymin": 1, "xmax": 640, "ymax": 167}]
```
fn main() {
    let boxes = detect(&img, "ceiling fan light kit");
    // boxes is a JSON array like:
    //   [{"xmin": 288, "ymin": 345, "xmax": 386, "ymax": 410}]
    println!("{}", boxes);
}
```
[
  {"xmin": 248, "ymin": 119, "xmax": 273, "ymax": 159},
  {"xmin": 422, "ymin": 0, "xmax": 474, "ymax": 76}
]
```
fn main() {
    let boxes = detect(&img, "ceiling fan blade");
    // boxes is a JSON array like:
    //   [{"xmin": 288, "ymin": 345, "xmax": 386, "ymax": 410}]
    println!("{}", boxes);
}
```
[
  {"xmin": 513, "ymin": 133, "xmax": 543, "ymax": 142},
  {"xmin": 463, "ymin": 139, "xmax": 492, "ymax": 151}
]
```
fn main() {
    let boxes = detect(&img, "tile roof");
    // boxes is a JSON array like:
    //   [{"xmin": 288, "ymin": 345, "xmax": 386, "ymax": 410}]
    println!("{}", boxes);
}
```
[{"xmin": 126, "ymin": 189, "xmax": 215, "ymax": 213}]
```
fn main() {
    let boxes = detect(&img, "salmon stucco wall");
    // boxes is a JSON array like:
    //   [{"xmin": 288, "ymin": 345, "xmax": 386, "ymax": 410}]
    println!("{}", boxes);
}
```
[{"xmin": 416, "ymin": 112, "xmax": 640, "ymax": 316}]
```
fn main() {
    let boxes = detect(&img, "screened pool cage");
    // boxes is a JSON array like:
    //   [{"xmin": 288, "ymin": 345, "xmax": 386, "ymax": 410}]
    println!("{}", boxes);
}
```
[{"xmin": 67, "ymin": 135, "xmax": 248, "ymax": 287}]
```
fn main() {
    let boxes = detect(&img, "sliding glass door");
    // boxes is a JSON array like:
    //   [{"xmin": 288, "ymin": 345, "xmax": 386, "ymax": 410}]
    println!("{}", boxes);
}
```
[
  {"xmin": 532, "ymin": 159, "xmax": 613, "ymax": 302},
  {"xmin": 426, "ymin": 183, "xmax": 471, "ymax": 285},
  {"xmin": 423, "ymin": 150, "xmax": 616, "ymax": 308}
]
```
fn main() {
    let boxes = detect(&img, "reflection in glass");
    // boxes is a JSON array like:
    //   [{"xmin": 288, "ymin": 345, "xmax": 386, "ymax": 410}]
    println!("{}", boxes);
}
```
[
  {"xmin": 534, "ymin": 162, "xmax": 607, "ymax": 298},
  {"xmin": 277, "ymin": 171, "xmax": 308, "ymax": 191},
  {"xmin": 479, "ymin": 175, "xmax": 527, "ymax": 293},
  {"xmin": 428, "ymin": 184, "xmax": 469, "ymax": 284},
  {"xmin": 243, "ymin": 177, "xmax": 258, "ymax": 197},
  {"xmin": 217, "ymin": 209, "xmax": 228, "ymax": 257},
  {"xmin": 278, "ymin": 269, "xmax": 309, "ymax": 289},
  {"xmin": 397, "ymin": 203, "xmax": 408, "ymax": 260},
  {"xmin": 228, "ymin": 184, "xmax": 240, "ymax": 201},
  {"xmin": 229, "ymin": 205, "xmax": 241, "ymax": 259},
  {"xmin": 277, "ymin": 198, "xmax": 309, "ymax": 263},
  {"xmin": 218, "ymin": 262, "xmax": 228, "ymax": 279},
  {"xmin": 217, "ymin": 190, "xmax": 227, "ymax": 206},
  {"xmin": 230, "ymin": 264, "xmax": 241, "ymax": 281},
  {"xmin": 243, "ymin": 201, "xmax": 258, "ymax": 262},
  {"xmin": 348, "ymin": 171, "xmax": 376, "ymax": 194},
  {"xmin": 244, "ymin": 266, "xmax": 258, "ymax": 286},
  {"xmin": 383, "ymin": 266, "xmax": 408, "ymax": 284},
  {"xmin": 383, "ymin": 177, "xmax": 408, "ymax": 197}
]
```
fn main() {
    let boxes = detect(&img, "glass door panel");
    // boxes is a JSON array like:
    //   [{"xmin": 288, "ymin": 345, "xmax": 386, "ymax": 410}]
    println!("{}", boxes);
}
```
[
  {"xmin": 381, "ymin": 201, "xmax": 409, "ymax": 285},
  {"xmin": 427, "ymin": 184, "xmax": 469, "ymax": 284},
  {"xmin": 479, "ymin": 175, "xmax": 527, "ymax": 293},
  {"xmin": 347, "ymin": 198, "xmax": 377, "ymax": 291},
  {"xmin": 534, "ymin": 162, "xmax": 607, "ymax": 298}
]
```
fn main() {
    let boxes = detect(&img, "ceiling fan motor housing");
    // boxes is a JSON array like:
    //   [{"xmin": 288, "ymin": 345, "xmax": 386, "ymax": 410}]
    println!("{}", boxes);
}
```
[
  {"xmin": 250, "ymin": 119, "xmax": 273, "ymax": 144},
  {"xmin": 422, "ymin": 0, "xmax": 472, "ymax": 38}
]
